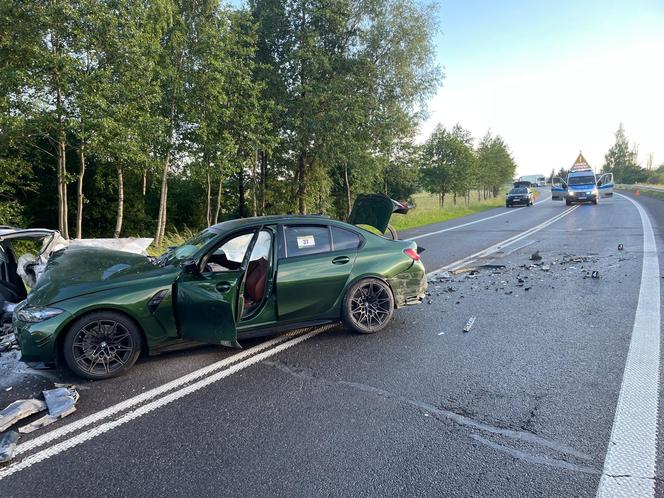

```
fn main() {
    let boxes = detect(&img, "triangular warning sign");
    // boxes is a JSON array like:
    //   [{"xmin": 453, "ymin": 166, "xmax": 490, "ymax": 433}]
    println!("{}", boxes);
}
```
[{"xmin": 571, "ymin": 152, "xmax": 590, "ymax": 171}]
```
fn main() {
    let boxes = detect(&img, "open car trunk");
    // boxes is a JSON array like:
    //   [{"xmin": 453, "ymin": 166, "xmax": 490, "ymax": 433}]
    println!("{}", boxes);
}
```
[{"xmin": 347, "ymin": 194, "xmax": 410, "ymax": 235}]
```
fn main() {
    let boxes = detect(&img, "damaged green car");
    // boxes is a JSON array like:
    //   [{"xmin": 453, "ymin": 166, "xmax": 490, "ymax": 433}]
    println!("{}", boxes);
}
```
[{"xmin": 10, "ymin": 195, "xmax": 426, "ymax": 379}]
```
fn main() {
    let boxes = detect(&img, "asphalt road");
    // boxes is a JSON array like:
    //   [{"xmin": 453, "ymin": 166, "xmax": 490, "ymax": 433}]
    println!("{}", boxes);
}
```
[{"xmin": 2, "ymin": 190, "xmax": 663, "ymax": 497}]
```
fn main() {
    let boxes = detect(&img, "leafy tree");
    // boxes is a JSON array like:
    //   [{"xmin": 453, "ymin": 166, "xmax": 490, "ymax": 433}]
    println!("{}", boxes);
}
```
[{"xmin": 603, "ymin": 124, "xmax": 648, "ymax": 184}]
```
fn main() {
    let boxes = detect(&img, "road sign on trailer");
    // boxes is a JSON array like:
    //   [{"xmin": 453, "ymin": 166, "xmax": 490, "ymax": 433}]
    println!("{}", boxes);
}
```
[{"xmin": 571, "ymin": 152, "xmax": 591, "ymax": 171}]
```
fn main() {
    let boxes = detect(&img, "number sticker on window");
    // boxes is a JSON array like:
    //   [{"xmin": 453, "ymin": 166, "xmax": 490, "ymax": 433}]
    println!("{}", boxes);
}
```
[{"xmin": 296, "ymin": 235, "xmax": 315, "ymax": 248}]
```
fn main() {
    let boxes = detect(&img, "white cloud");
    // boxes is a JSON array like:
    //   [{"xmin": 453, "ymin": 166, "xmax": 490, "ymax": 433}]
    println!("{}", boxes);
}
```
[{"xmin": 419, "ymin": 38, "xmax": 664, "ymax": 176}]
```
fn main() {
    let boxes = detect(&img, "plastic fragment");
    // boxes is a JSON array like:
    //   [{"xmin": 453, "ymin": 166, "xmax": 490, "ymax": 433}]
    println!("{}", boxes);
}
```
[
  {"xmin": 18, "ymin": 387, "xmax": 80, "ymax": 434},
  {"xmin": 463, "ymin": 316, "xmax": 476, "ymax": 333},
  {"xmin": 0, "ymin": 430, "xmax": 19, "ymax": 463},
  {"xmin": 0, "ymin": 398, "xmax": 47, "ymax": 432}
]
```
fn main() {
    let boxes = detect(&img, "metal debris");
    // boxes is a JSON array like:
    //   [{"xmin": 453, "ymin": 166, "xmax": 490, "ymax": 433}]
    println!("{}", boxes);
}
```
[
  {"xmin": 19, "ymin": 387, "xmax": 80, "ymax": 434},
  {"xmin": 0, "ymin": 398, "xmax": 47, "ymax": 432},
  {"xmin": 591, "ymin": 271, "xmax": 599, "ymax": 279},
  {"xmin": 463, "ymin": 316, "xmax": 476, "ymax": 333},
  {"xmin": 618, "ymin": 244, "xmax": 623, "ymax": 251},
  {"xmin": 0, "ymin": 332, "xmax": 17, "ymax": 352},
  {"xmin": 0, "ymin": 430, "xmax": 19, "ymax": 463}
]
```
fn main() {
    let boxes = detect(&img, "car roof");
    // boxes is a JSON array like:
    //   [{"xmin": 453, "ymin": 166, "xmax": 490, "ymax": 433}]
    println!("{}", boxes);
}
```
[{"xmin": 210, "ymin": 214, "xmax": 335, "ymax": 233}]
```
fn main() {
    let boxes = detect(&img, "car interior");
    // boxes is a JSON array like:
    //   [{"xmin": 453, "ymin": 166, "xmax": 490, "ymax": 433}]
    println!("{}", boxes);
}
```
[{"xmin": 204, "ymin": 230, "xmax": 272, "ymax": 320}]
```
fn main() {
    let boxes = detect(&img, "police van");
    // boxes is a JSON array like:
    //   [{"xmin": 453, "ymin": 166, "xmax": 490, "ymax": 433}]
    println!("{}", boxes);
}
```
[{"xmin": 551, "ymin": 153, "xmax": 614, "ymax": 205}]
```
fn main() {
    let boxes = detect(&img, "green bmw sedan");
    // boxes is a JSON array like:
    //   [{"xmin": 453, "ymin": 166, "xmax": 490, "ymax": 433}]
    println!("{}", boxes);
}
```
[{"xmin": 12, "ymin": 202, "xmax": 426, "ymax": 379}]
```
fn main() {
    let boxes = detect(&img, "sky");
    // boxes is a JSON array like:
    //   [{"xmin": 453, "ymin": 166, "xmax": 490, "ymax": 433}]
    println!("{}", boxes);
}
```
[{"xmin": 418, "ymin": 0, "xmax": 664, "ymax": 177}]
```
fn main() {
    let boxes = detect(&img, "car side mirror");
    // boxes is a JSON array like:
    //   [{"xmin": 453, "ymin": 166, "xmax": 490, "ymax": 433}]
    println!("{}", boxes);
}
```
[{"xmin": 181, "ymin": 259, "xmax": 199, "ymax": 274}]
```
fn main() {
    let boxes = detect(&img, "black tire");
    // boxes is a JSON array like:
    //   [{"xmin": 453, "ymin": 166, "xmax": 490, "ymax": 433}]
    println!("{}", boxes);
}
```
[
  {"xmin": 592, "ymin": 199, "xmax": 598, "ymax": 205},
  {"xmin": 342, "ymin": 278, "xmax": 394, "ymax": 334},
  {"xmin": 565, "ymin": 199, "xmax": 572, "ymax": 206},
  {"xmin": 63, "ymin": 310, "xmax": 142, "ymax": 380},
  {"xmin": 506, "ymin": 203, "xmax": 510, "ymax": 208}
]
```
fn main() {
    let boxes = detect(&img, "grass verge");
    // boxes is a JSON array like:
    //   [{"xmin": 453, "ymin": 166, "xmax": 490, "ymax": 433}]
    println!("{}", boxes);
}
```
[{"xmin": 389, "ymin": 191, "xmax": 507, "ymax": 232}]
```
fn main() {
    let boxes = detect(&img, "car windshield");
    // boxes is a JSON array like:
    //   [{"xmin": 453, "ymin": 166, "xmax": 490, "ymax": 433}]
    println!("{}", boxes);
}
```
[
  {"xmin": 510, "ymin": 188, "xmax": 528, "ymax": 194},
  {"xmin": 568, "ymin": 175, "xmax": 596, "ymax": 186},
  {"xmin": 158, "ymin": 229, "xmax": 218, "ymax": 265}
]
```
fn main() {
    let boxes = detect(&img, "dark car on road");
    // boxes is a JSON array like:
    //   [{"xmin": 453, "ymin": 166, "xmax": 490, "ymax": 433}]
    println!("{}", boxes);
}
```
[{"xmin": 506, "ymin": 187, "xmax": 534, "ymax": 207}]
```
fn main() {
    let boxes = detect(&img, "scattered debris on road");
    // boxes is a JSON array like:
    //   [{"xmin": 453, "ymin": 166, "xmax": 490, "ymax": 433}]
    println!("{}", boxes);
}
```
[
  {"xmin": 462, "ymin": 316, "xmax": 476, "ymax": 333},
  {"xmin": 0, "ymin": 384, "xmax": 81, "ymax": 462},
  {"xmin": 591, "ymin": 270, "xmax": 599, "ymax": 279},
  {"xmin": 618, "ymin": 243, "xmax": 623, "ymax": 251},
  {"xmin": 529, "ymin": 250, "xmax": 542, "ymax": 261},
  {"xmin": 0, "ymin": 430, "xmax": 19, "ymax": 463}
]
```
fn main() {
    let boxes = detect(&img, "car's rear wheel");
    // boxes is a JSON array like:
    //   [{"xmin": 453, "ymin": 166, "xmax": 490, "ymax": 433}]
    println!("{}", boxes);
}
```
[
  {"xmin": 63, "ymin": 311, "xmax": 142, "ymax": 380},
  {"xmin": 342, "ymin": 278, "xmax": 394, "ymax": 334}
]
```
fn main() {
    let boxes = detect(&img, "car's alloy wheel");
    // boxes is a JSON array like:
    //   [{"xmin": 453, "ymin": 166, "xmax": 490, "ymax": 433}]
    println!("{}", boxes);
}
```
[
  {"xmin": 64, "ymin": 311, "xmax": 141, "ymax": 379},
  {"xmin": 342, "ymin": 278, "xmax": 394, "ymax": 334}
]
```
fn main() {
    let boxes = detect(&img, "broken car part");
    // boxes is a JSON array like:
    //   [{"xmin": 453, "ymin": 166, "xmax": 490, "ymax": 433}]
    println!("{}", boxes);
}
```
[
  {"xmin": 0, "ymin": 398, "xmax": 47, "ymax": 432},
  {"xmin": 19, "ymin": 386, "xmax": 80, "ymax": 434},
  {"xmin": 0, "ymin": 430, "xmax": 19, "ymax": 463}
]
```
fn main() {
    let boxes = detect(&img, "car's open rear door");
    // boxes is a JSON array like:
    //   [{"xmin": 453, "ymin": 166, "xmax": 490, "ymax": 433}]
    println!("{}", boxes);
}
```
[{"xmin": 550, "ymin": 177, "xmax": 567, "ymax": 201}]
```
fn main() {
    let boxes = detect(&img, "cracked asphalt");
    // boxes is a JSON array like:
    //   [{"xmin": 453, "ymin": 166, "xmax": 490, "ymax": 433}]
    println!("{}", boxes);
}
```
[{"xmin": 2, "ymin": 191, "xmax": 664, "ymax": 497}]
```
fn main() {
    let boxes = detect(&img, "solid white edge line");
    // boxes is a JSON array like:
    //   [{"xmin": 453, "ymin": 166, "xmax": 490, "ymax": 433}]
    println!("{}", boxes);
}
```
[
  {"xmin": 597, "ymin": 194, "xmax": 661, "ymax": 497},
  {"xmin": 407, "ymin": 195, "xmax": 552, "ymax": 241},
  {"xmin": 0, "ymin": 326, "xmax": 331, "ymax": 480},
  {"xmin": 426, "ymin": 204, "xmax": 579, "ymax": 277},
  {"xmin": 14, "ymin": 326, "xmax": 319, "ymax": 456}
]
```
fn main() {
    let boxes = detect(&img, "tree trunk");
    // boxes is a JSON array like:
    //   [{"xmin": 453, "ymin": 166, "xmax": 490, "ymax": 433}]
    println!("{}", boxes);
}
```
[
  {"xmin": 453, "ymin": 192, "xmax": 457, "ymax": 205},
  {"xmin": 259, "ymin": 151, "xmax": 267, "ymax": 215},
  {"xmin": 76, "ymin": 140, "xmax": 85, "ymax": 239},
  {"xmin": 114, "ymin": 166, "xmax": 124, "ymax": 238},
  {"xmin": 238, "ymin": 163, "xmax": 245, "ymax": 217},
  {"xmin": 206, "ymin": 172, "xmax": 211, "ymax": 227},
  {"xmin": 441, "ymin": 193, "xmax": 445, "ymax": 207},
  {"xmin": 344, "ymin": 163, "xmax": 352, "ymax": 216},
  {"xmin": 155, "ymin": 152, "xmax": 170, "ymax": 245},
  {"xmin": 214, "ymin": 177, "xmax": 223, "ymax": 224},
  {"xmin": 297, "ymin": 153, "xmax": 306, "ymax": 214},
  {"xmin": 477, "ymin": 188, "xmax": 481, "ymax": 201},
  {"xmin": 251, "ymin": 150, "xmax": 258, "ymax": 217},
  {"xmin": 142, "ymin": 169, "xmax": 147, "ymax": 196}
]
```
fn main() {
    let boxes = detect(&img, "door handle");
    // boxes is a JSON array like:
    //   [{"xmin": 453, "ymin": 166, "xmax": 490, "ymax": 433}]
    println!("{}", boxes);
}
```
[
  {"xmin": 216, "ymin": 282, "xmax": 231, "ymax": 293},
  {"xmin": 332, "ymin": 256, "xmax": 350, "ymax": 265}
]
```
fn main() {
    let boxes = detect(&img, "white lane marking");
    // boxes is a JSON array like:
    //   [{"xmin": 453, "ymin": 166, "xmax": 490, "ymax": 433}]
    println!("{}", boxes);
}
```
[
  {"xmin": 14, "ymin": 327, "xmax": 319, "ymax": 457},
  {"xmin": 597, "ymin": 194, "xmax": 661, "ymax": 497},
  {"xmin": 426, "ymin": 205, "xmax": 579, "ymax": 277},
  {"xmin": 407, "ymin": 195, "xmax": 552, "ymax": 241},
  {"xmin": 0, "ymin": 327, "xmax": 330, "ymax": 480}
]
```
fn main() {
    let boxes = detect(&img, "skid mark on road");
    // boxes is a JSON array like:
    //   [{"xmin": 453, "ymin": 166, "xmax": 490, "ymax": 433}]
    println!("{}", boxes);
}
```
[
  {"xmin": 597, "ymin": 194, "xmax": 662, "ymax": 497},
  {"xmin": 407, "ymin": 195, "xmax": 552, "ymax": 241},
  {"xmin": 265, "ymin": 360, "xmax": 593, "ymax": 464},
  {"xmin": 471, "ymin": 435, "xmax": 599, "ymax": 475}
]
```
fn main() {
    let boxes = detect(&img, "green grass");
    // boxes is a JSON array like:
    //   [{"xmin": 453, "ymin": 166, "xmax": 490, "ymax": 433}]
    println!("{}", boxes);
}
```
[
  {"xmin": 389, "ymin": 191, "xmax": 510, "ymax": 232},
  {"xmin": 618, "ymin": 184, "xmax": 664, "ymax": 202}
]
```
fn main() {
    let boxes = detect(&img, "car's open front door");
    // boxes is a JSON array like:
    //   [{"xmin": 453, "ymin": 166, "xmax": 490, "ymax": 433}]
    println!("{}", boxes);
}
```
[
  {"xmin": 175, "ymin": 229, "xmax": 260, "ymax": 348},
  {"xmin": 550, "ymin": 177, "xmax": 567, "ymax": 201},
  {"xmin": 598, "ymin": 173, "xmax": 614, "ymax": 197}
]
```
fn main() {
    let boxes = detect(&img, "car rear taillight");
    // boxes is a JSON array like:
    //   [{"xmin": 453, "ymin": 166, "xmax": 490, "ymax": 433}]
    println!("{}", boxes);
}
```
[{"xmin": 403, "ymin": 248, "xmax": 420, "ymax": 261}]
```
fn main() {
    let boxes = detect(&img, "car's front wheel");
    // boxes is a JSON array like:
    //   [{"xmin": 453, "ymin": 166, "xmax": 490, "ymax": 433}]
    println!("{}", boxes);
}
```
[
  {"xmin": 342, "ymin": 278, "xmax": 394, "ymax": 334},
  {"xmin": 63, "ymin": 311, "xmax": 142, "ymax": 380}
]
